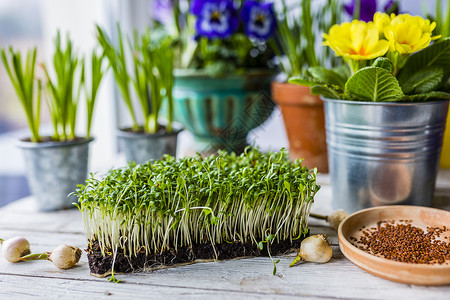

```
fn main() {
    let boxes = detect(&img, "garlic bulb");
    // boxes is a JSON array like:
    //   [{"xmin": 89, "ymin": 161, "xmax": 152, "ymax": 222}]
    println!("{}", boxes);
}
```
[
  {"xmin": 48, "ymin": 244, "xmax": 82, "ymax": 269},
  {"xmin": 309, "ymin": 209, "xmax": 349, "ymax": 231},
  {"xmin": 327, "ymin": 210, "xmax": 349, "ymax": 231},
  {"xmin": 289, "ymin": 234, "xmax": 332, "ymax": 267},
  {"xmin": 1, "ymin": 237, "xmax": 31, "ymax": 262}
]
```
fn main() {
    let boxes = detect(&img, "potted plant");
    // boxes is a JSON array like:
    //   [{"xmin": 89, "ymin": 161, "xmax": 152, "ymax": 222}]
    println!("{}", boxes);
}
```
[
  {"xmin": 290, "ymin": 12, "xmax": 450, "ymax": 213},
  {"xmin": 96, "ymin": 25, "xmax": 182, "ymax": 164},
  {"xmin": 75, "ymin": 148, "xmax": 319, "ymax": 278},
  {"xmin": 154, "ymin": 0, "xmax": 277, "ymax": 154},
  {"xmin": 270, "ymin": 0, "xmax": 342, "ymax": 172},
  {"xmin": 1, "ymin": 31, "xmax": 106, "ymax": 211}
]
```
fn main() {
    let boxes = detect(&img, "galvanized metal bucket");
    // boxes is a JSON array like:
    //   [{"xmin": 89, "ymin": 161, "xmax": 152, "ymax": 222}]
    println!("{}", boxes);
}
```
[
  {"xmin": 322, "ymin": 98, "xmax": 449, "ymax": 213},
  {"xmin": 18, "ymin": 138, "xmax": 93, "ymax": 212},
  {"xmin": 117, "ymin": 124, "xmax": 183, "ymax": 164}
]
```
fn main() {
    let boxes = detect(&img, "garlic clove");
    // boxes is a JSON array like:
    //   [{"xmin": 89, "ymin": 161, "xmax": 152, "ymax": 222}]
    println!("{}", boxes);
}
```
[
  {"xmin": 1, "ymin": 237, "xmax": 31, "ymax": 263},
  {"xmin": 48, "ymin": 244, "xmax": 82, "ymax": 269}
]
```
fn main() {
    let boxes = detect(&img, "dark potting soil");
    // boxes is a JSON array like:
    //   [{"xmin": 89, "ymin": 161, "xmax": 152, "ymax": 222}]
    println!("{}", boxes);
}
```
[{"xmin": 87, "ymin": 235, "xmax": 307, "ymax": 276}]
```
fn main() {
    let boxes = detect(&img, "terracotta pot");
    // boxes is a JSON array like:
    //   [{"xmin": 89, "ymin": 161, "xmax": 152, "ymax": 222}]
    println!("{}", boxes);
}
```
[{"xmin": 271, "ymin": 81, "xmax": 328, "ymax": 172}]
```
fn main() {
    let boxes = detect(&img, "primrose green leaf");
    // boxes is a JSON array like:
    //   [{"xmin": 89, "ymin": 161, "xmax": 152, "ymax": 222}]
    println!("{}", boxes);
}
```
[
  {"xmin": 372, "ymin": 57, "xmax": 393, "ymax": 73},
  {"xmin": 398, "ymin": 91, "xmax": 450, "ymax": 102},
  {"xmin": 398, "ymin": 37, "xmax": 450, "ymax": 85},
  {"xmin": 401, "ymin": 66, "xmax": 445, "ymax": 94},
  {"xmin": 307, "ymin": 67, "xmax": 347, "ymax": 88},
  {"xmin": 310, "ymin": 85, "xmax": 346, "ymax": 99},
  {"xmin": 345, "ymin": 67, "xmax": 404, "ymax": 102},
  {"xmin": 288, "ymin": 75, "xmax": 318, "ymax": 87}
]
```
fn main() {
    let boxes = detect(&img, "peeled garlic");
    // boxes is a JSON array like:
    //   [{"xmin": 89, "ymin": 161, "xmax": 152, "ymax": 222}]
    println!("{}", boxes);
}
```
[
  {"xmin": 1, "ymin": 237, "xmax": 31, "ymax": 262},
  {"xmin": 48, "ymin": 244, "xmax": 82, "ymax": 269},
  {"xmin": 289, "ymin": 234, "xmax": 332, "ymax": 267}
]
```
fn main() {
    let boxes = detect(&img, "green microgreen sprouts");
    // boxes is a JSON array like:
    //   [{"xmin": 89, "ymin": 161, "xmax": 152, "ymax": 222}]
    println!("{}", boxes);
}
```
[
  {"xmin": 1, "ymin": 47, "xmax": 42, "ymax": 142},
  {"xmin": 97, "ymin": 24, "xmax": 175, "ymax": 134},
  {"xmin": 75, "ymin": 148, "xmax": 320, "ymax": 266}
]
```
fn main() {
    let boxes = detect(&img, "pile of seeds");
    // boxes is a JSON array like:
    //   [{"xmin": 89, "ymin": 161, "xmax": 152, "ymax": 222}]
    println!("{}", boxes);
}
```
[{"xmin": 351, "ymin": 220, "xmax": 450, "ymax": 264}]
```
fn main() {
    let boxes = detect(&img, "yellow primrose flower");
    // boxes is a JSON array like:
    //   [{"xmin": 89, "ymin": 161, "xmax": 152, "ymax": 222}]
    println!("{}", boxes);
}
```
[
  {"xmin": 323, "ymin": 20, "xmax": 389, "ymax": 61},
  {"xmin": 384, "ymin": 14, "xmax": 441, "ymax": 54},
  {"xmin": 373, "ymin": 12, "xmax": 391, "ymax": 37}
]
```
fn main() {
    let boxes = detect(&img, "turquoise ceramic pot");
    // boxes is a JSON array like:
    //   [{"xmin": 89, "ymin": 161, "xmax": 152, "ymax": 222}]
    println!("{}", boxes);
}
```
[{"xmin": 173, "ymin": 69, "xmax": 275, "ymax": 153}]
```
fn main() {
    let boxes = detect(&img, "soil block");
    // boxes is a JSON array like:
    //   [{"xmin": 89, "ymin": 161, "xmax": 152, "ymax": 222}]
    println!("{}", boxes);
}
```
[{"xmin": 87, "ymin": 235, "xmax": 307, "ymax": 277}]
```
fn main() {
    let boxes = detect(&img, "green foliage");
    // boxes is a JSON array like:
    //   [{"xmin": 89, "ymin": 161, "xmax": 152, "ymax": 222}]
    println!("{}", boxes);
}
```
[
  {"xmin": 97, "ymin": 25, "xmax": 175, "ymax": 133},
  {"xmin": 372, "ymin": 57, "xmax": 393, "ymax": 73},
  {"xmin": 76, "ymin": 148, "xmax": 319, "ymax": 260},
  {"xmin": 401, "ymin": 66, "xmax": 445, "ymax": 95},
  {"xmin": 1, "ymin": 47, "xmax": 41, "ymax": 142},
  {"xmin": 307, "ymin": 67, "xmax": 347, "ymax": 88},
  {"xmin": 271, "ymin": 0, "xmax": 342, "ymax": 77},
  {"xmin": 398, "ymin": 37, "xmax": 450, "ymax": 85},
  {"xmin": 43, "ymin": 31, "xmax": 82, "ymax": 141},
  {"xmin": 345, "ymin": 67, "xmax": 404, "ymax": 102},
  {"xmin": 84, "ymin": 49, "xmax": 108, "ymax": 138},
  {"xmin": 2, "ymin": 32, "xmax": 105, "ymax": 142}
]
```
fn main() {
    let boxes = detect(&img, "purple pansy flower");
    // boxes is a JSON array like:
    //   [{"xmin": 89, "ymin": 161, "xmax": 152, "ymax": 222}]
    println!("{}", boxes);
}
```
[
  {"xmin": 151, "ymin": 0, "xmax": 174, "ymax": 25},
  {"xmin": 191, "ymin": 0, "xmax": 238, "ymax": 39},
  {"xmin": 344, "ymin": 0, "xmax": 377, "ymax": 22},
  {"xmin": 241, "ymin": 1, "xmax": 276, "ymax": 40}
]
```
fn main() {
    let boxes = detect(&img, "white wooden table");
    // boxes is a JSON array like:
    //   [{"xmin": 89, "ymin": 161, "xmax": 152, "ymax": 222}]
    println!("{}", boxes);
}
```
[{"xmin": 1, "ymin": 172, "xmax": 449, "ymax": 299}]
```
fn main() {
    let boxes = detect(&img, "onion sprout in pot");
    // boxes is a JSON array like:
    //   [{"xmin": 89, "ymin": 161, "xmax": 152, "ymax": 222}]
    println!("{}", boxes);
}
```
[
  {"xmin": 1, "ymin": 237, "xmax": 31, "ymax": 262},
  {"xmin": 289, "ymin": 234, "xmax": 332, "ymax": 267},
  {"xmin": 309, "ymin": 210, "xmax": 349, "ymax": 231},
  {"xmin": 20, "ymin": 244, "xmax": 82, "ymax": 269}
]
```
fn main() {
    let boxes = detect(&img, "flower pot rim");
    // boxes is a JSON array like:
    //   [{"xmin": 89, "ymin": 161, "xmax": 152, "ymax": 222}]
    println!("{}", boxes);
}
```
[
  {"xmin": 17, "ymin": 136, "xmax": 94, "ymax": 149},
  {"xmin": 117, "ymin": 122, "xmax": 184, "ymax": 138},
  {"xmin": 321, "ymin": 97, "xmax": 450, "ymax": 107},
  {"xmin": 174, "ymin": 68, "xmax": 276, "ymax": 78}
]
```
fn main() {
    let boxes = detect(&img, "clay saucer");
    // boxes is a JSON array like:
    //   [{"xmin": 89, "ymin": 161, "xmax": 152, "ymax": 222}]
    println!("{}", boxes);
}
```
[{"xmin": 338, "ymin": 205, "xmax": 450, "ymax": 286}]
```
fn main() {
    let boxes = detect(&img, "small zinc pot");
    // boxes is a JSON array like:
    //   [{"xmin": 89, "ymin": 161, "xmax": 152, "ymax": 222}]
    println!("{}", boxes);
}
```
[
  {"xmin": 323, "ymin": 98, "xmax": 449, "ymax": 213},
  {"xmin": 117, "ymin": 124, "xmax": 183, "ymax": 164},
  {"xmin": 271, "ymin": 82, "xmax": 328, "ymax": 172},
  {"xmin": 173, "ymin": 69, "xmax": 275, "ymax": 153},
  {"xmin": 18, "ymin": 137, "xmax": 93, "ymax": 212}
]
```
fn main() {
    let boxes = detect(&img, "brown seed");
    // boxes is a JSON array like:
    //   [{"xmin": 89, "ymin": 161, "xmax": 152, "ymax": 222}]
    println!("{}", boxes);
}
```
[{"xmin": 355, "ymin": 221, "xmax": 450, "ymax": 264}]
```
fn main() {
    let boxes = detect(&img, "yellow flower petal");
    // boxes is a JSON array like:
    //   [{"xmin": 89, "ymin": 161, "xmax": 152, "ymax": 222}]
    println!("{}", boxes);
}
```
[
  {"xmin": 323, "ymin": 20, "xmax": 389, "ymax": 61},
  {"xmin": 385, "ymin": 14, "xmax": 439, "ymax": 54}
]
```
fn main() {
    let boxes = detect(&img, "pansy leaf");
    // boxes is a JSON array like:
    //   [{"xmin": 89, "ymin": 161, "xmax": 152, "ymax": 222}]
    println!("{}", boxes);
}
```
[
  {"xmin": 398, "ymin": 91, "xmax": 450, "ymax": 102},
  {"xmin": 345, "ymin": 67, "xmax": 404, "ymax": 102},
  {"xmin": 307, "ymin": 67, "xmax": 347, "ymax": 88},
  {"xmin": 401, "ymin": 66, "xmax": 445, "ymax": 94},
  {"xmin": 398, "ymin": 37, "xmax": 450, "ymax": 85},
  {"xmin": 372, "ymin": 57, "xmax": 393, "ymax": 73}
]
